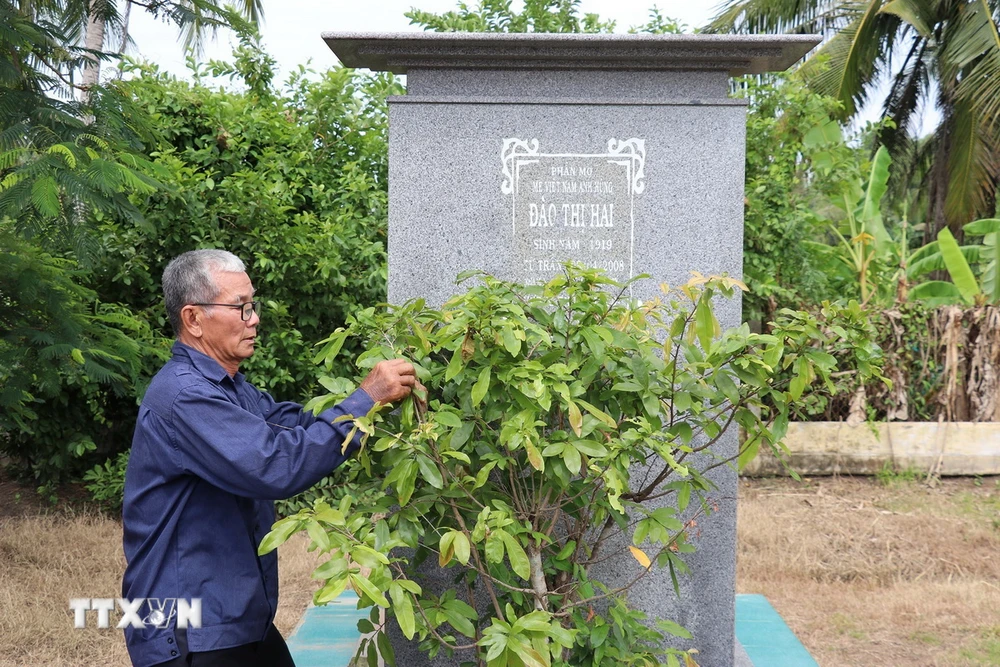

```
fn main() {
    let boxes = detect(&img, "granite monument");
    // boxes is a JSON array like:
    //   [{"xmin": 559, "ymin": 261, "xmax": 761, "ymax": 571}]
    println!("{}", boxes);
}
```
[{"xmin": 324, "ymin": 32, "xmax": 819, "ymax": 667}]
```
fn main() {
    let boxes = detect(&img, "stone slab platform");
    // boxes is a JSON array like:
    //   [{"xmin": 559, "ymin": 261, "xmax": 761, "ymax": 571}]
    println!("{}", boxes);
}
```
[{"xmin": 287, "ymin": 593, "xmax": 816, "ymax": 666}]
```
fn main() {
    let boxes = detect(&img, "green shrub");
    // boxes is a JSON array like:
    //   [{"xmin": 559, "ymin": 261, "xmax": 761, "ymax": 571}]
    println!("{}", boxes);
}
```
[
  {"xmin": 0, "ymin": 232, "xmax": 169, "ymax": 486},
  {"xmin": 83, "ymin": 450, "xmax": 131, "ymax": 512},
  {"xmin": 262, "ymin": 264, "xmax": 884, "ymax": 666},
  {"xmin": 93, "ymin": 47, "xmax": 400, "ymax": 399},
  {"xmin": 3, "ymin": 39, "xmax": 399, "ymax": 488}
]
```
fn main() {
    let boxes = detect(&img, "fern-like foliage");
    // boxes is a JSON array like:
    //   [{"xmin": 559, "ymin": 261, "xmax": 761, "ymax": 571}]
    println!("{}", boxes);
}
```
[{"xmin": 0, "ymin": 229, "xmax": 170, "ymax": 484}]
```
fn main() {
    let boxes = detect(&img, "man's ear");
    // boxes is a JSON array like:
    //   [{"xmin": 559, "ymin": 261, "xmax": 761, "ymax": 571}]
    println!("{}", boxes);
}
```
[{"xmin": 180, "ymin": 305, "xmax": 204, "ymax": 339}]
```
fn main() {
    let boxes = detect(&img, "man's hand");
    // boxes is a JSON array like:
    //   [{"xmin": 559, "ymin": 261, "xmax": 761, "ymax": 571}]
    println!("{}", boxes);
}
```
[{"xmin": 359, "ymin": 359, "xmax": 426, "ymax": 407}]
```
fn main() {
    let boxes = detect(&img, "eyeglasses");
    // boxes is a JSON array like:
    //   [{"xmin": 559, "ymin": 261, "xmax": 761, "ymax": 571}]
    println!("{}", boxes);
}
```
[{"xmin": 190, "ymin": 300, "xmax": 261, "ymax": 321}]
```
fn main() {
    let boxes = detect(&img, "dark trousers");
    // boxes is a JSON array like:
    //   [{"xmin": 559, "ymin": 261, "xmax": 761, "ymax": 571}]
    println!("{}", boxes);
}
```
[{"xmin": 162, "ymin": 623, "xmax": 296, "ymax": 667}]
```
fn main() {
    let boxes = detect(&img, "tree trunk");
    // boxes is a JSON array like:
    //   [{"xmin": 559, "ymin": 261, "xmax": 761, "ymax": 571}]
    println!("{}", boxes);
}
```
[
  {"xmin": 925, "ymin": 115, "xmax": 957, "ymax": 246},
  {"xmin": 81, "ymin": 1, "xmax": 107, "ymax": 102}
]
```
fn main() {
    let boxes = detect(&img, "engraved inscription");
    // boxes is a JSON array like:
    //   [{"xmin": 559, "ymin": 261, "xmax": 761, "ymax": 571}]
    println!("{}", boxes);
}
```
[{"xmin": 502, "ymin": 138, "xmax": 645, "ymax": 283}]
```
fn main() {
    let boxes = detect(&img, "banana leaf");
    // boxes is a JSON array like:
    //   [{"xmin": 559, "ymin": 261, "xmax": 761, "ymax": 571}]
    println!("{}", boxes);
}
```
[
  {"xmin": 938, "ymin": 227, "xmax": 980, "ymax": 305},
  {"xmin": 909, "ymin": 280, "xmax": 963, "ymax": 307},
  {"xmin": 907, "ymin": 244, "xmax": 981, "ymax": 278}
]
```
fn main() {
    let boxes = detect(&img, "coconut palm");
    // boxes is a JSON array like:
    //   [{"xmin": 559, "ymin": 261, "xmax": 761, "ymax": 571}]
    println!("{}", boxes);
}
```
[
  {"xmin": 78, "ymin": 0, "xmax": 264, "ymax": 91},
  {"xmin": 707, "ymin": 0, "xmax": 1000, "ymax": 243}
]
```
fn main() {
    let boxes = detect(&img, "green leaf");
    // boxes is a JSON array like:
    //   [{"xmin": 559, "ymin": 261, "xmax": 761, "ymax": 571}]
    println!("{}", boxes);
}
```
[
  {"xmin": 562, "ymin": 445, "xmax": 582, "ymax": 474},
  {"xmin": 802, "ymin": 119, "xmax": 843, "ymax": 148},
  {"xmin": 314, "ymin": 575, "xmax": 349, "ymax": 605},
  {"xmin": 909, "ymin": 280, "xmax": 963, "ymax": 304},
  {"xmin": 446, "ymin": 347, "xmax": 465, "ymax": 381},
  {"xmin": 715, "ymin": 371, "xmax": 740, "ymax": 404},
  {"xmin": 963, "ymin": 218, "xmax": 1000, "ymax": 236},
  {"xmin": 377, "ymin": 630, "xmax": 395, "ymax": 667},
  {"xmin": 694, "ymin": 295, "xmax": 720, "ymax": 350},
  {"xmin": 576, "ymin": 399, "xmax": 617, "ymax": 429},
  {"xmin": 938, "ymin": 227, "xmax": 981, "ymax": 304},
  {"xmin": 257, "ymin": 518, "xmax": 300, "ymax": 556},
  {"xmin": 512, "ymin": 610, "xmax": 552, "ymax": 633},
  {"xmin": 555, "ymin": 541, "xmax": 576, "ymax": 561},
  {"xmin": 305, "ymin": 519, "xmax": 331, "ymax": 552},
  {"xmin": 389, "ymin": 583, "xmax": 416, "ymax": 640},
  {"xmin": 878, "ymin": 0, "xmax": 932, "ymax": 36},
  {"xmin": 31, "ymin": 176, "xmax": 60, "ymax": 218},
  {"xmin": 983, "ymin": 232, "xmax": 1000, "ymax": 303},
  {"xmin": 350, "ymin": 573, "xmax": 389, "ymax": 607},
  {"xmin": 453, "ymin": 531, "xmax": 471, "ymax": 565},
  {"xmin": 524, "ymin": 438, "xmax": 544, "ymax": 472},
  {"xmin": 860, "ymin": 146, "xmax": 892, "ymax": 252},
  {"xmin": 485, "ymin": 531, "xmax": 505, "ymax": 564},
  {"xmin": 566, "ymin": 400, "xmax": 583, "ymax": 437},
  {"xmin": 70, "ymin": 348, "xmax": 85, "ymax": 365},
  {"xmin": 656, "ymin": 619, "xmax": 693, "ymax": 640},
  {"xmin": 443, "ymin": 608, "xmax": 477, "ymax": 638},
  {"xmin": 416, "ymin": 454, "xmax": 444, "ymax": 489},
  {"xmin": 497, "ymin": 530, "xmax": 531, "ymax": 580},
  {"xmin": 788, "ymin": 362, "xmax": 810, "ymax": 401},
  {"xmin": 351, "ymin": 545, "xmax": 390, "ymax": 568},
  {"xmin": 475, "ymin": 461, "xmax": 497, "ymax": 490},
  {"xmin": 472, "ymin": 366, "xmax": 491, "ymax": 407},
  {"xmin": 738, "ymin": 436, "xmax": 761, "ymax": 471},
  {"xmin": 450, "ymin": 421, "xmax": 475, "ymax": 449},
  {"xmin": 572, "ymin": 440, "xmax": 608, "ymax": 457},
  {"xmin": 439, "ymin": 531, "xmax": 456, "ymax": 567},
  {"xmin": 434, "ymin": 410, "xmax": 463, "ymax": 428},
  {"xmin": 501, "ymin": 327, "xmax": 521, "ymax": 356},
  {"xmin": 312, "ymin": 557, "xmax": 348, "ymax": 580},
  {"xmin": 313, "ymin": 329, "xmax": 348, "ymax": 364},
  {"xmin": 395, "ymin": 459, "xmax": 418, "ymax": 505},
  {"xmin": 314, "ymin": 505, "xmax": 345, "ymax": 527},
  {"xmin": 677, "ymin": 483, "xmax": 692, "ymax": 512}
]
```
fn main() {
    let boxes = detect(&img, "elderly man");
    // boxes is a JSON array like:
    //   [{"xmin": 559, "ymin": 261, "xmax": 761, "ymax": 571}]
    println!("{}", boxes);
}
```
[{"xmin": 122, "ymin": 249, "xmax": 418, "ymax": 667}]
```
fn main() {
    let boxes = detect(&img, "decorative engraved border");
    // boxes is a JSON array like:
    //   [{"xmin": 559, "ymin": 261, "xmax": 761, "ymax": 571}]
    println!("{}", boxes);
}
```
[
  {"xmin": 607, "ymin": 138, "xmax": 645, "ymax": 194},
  {"xmin": 501, "ymin": 138, "xmax": 646, "ymax": 280},
  {"xmin": 501, "ymin": 138, "xmax": 540, "ymax": 195}
]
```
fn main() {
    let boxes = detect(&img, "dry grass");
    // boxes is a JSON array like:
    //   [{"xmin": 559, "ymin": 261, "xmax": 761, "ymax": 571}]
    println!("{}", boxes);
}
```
[
  {"xmin": 3, "ymin": 477, "xmax": 998, "ymax": 666},
  {"xmin": 0, "ymin": 510, "xmax": 323, "ymax": 667},
  {"xmin": 738, "ymin": 476, "xmax": 1000, "ymax": 666}
]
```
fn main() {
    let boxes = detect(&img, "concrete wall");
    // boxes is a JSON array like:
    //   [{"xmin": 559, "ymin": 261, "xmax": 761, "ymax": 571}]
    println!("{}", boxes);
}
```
[{"xmin": 744, "ymin": 422, "xmax": 1000, "ymax": 476}]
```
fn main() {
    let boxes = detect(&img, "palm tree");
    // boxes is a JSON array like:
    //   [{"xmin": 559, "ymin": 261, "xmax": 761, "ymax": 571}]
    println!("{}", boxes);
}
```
[
  {"xmin": 707, "ymin": 0, "xmax": 1000, "ymax": 243},
  {"xmin": 77, "ymin": 0, "xmax": 265, "ymax": 93}
]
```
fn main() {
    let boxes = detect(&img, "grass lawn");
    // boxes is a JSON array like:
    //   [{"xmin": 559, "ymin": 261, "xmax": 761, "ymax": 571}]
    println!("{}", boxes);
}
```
[{"xmin": 1, "ymin": 475, "xmax": 997, "ymax": 665}]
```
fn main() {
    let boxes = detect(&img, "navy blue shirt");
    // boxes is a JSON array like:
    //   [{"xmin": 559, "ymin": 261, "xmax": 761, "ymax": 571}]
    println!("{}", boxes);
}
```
[{"xmin": 122, "ymin": 342, "xmax": 373, "ymax": 667}]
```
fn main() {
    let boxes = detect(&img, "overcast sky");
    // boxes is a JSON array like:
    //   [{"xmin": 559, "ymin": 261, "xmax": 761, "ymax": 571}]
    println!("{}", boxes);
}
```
[
  {"xmin": 127, "ymin": 1, "xmax": 721, "ymax": 81},
  {"xmin": 123, "ymin": 1, "xmax": 936, "ymax": 135}
]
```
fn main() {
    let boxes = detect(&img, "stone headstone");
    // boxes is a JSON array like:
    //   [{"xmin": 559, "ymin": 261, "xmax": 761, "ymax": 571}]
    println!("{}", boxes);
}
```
[{"xmin": 324, "ymin": 32, "xmax": 818, "ymax": 667}]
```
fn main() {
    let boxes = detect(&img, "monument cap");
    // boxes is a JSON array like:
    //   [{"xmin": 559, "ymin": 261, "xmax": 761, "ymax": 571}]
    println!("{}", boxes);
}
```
[{"xmin": 323, "ymin": 32, "xmax": 821, "ymax": 76}]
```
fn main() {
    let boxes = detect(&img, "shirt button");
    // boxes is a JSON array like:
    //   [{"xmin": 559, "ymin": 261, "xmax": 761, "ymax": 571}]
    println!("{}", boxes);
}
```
[
  {"xmin": 171, "ymin": 650, "xmax": 177, "ymax": 656},
  {"xmin": 167, "ymin": 638, "xmax": 174, "ymax": 644}
]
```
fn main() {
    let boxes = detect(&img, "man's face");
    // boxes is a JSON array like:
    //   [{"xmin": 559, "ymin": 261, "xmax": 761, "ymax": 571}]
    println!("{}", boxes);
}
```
[{"xmin": 197, "ymin": 271, "xmax": 259, "ymax": 370}]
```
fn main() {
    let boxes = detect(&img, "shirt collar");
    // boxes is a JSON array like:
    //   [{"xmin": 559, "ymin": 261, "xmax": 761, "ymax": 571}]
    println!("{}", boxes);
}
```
[{"xmin": 171, "ymin": 341, "xmax": 245, "ymax": 385}]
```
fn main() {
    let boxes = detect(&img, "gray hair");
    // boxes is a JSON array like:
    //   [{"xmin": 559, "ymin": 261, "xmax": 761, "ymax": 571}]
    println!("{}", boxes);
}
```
[{"xmin": 163, "ymin": 250, "xmax": 246, "ymax": 334}]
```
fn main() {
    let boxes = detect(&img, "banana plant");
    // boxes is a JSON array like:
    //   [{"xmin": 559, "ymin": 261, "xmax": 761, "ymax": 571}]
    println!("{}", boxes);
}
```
[
  {"xmin": 908, "ymin": 218, "xmax": 1000, "ymax": 305},
  {"xmin": 813, "ymin": 144, "xmax": 893, "ymax": 304}
]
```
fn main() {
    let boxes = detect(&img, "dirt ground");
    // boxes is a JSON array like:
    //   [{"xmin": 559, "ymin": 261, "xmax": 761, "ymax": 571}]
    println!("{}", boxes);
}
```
[
  {"xmin": 1, "ymin": 473, "xmax": 998, "ymax": 665},
  {"xmin": 0, "ymin": 480, "xmax": 323, "ymax": 667},
  {"xmin": 738, "ymin": 475, "xmax": 1000, "ymax": 666}
]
